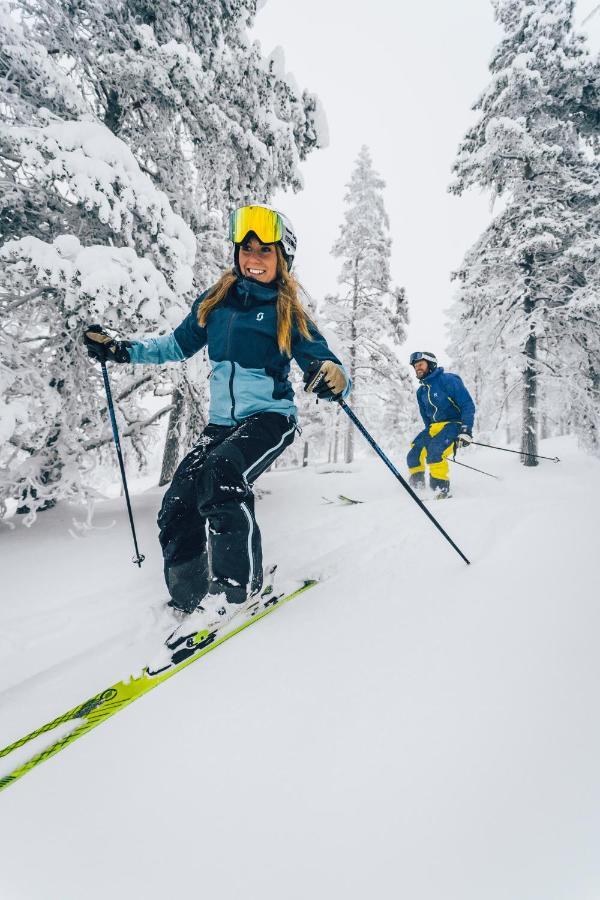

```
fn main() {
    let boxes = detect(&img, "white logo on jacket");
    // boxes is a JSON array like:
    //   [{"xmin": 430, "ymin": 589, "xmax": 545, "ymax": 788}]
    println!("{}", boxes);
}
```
[{"xmin": 256, "ymin": 312, "xmax": 264, "ymax": 321}]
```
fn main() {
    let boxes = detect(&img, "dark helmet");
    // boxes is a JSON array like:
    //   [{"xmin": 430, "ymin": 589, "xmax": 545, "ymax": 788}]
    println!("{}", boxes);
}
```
[{"xmin": 409, "ymin": 351, "xmax": 438, "ymax": 373}]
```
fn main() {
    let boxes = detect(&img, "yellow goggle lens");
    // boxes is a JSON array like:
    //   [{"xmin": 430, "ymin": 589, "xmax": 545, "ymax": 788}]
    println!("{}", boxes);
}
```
[{"xmin": 229, "ymin": 206, "xmax": 283, "ymax": 245}]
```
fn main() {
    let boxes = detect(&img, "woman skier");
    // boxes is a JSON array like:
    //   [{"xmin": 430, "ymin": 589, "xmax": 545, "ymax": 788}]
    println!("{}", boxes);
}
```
[{"xmin": 84, "ymin": 204, "xmax": 350, "ymax": 633}]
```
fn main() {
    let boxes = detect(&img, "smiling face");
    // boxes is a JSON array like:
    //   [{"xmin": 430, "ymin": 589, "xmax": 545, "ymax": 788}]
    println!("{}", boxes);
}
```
[
  {"xmin": 413, "ymin": 360, "xmax": 429, "ymax": 379},
  {"xmin": 238, "ymin": 235, "xmax": 278, "ymax": 283}
]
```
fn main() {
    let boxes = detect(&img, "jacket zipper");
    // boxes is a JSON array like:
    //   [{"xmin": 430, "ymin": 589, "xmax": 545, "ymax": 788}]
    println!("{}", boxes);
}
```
[
  {"xmin": 425, "ymin": 384, "xmax": 439, "ymax": 421},
  {"xmin": 421, "ymin": 383, "xmax": 461, "ymax": 425},
  {"xmin": 229, "ymin": 361, "xmax": 237, "ymax": 422},
  {"xmin": 225, "ymin": 307, "xmax": 239, "ymax": 423},
  {"xmin": 226, "ymin": 308, "xmax": 239, "ymax": 356}
]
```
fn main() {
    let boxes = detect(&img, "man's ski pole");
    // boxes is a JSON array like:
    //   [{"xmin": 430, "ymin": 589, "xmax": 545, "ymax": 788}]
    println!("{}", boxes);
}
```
[
  {"xmin": 470, "ymin": 441, "xmax": 560, "ymax": 463},
  {"xmin": 450, "ymin": 458, "xmax": 499, "ymax": 480},
  {"xmin": 100, "ymin": 361, "xmax": 145, "ymax": 567},
  {"xmin": 339, "ymin": 401, "xmax": 470, "ymax": 565}
]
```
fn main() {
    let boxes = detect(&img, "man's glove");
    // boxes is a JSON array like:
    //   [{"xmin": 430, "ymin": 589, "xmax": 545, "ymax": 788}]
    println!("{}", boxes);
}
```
[
  {"xmin": 456, "ymin": 426, "xmax": 473, "ymax": 449},
  {"xmin": 83, "ymin": 324, "xmax": 132, "ymax": 363},
  {"xmin": 303, "ymin": 360, "xmax": 347, "ymax": 401}
]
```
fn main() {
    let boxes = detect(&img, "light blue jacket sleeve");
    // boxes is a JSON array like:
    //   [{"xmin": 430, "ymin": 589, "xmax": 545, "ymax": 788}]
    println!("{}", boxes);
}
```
[
  {"xmin": 128, "ymin": 296, "xmax": 208, "ymax": 365},
  {"xmin": 128, "ymin": 333, "xmax": 186, "ymax": 365}
]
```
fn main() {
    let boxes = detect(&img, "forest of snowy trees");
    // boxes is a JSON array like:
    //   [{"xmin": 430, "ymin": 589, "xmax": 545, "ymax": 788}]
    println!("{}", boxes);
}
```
[
  {"xmin": 448, "ymin": 0, "xmax": 600, "ymax": 462},
  {"xmin": 0, "ymin": 0, "xmax": 327, "ymax": 519},
  {"xmin": 1, "ymin": 0, "xmax": 600, "ymax": 523}
]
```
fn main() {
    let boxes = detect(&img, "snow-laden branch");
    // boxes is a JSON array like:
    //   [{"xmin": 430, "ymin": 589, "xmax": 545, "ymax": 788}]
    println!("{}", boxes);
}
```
[
  {"xmin": 83, "ymin": 404, "xmax": 174, "ymax": 451},
  {"xmin": 1, "ymin": 286, "xmax": 58, "ymax": 311}
]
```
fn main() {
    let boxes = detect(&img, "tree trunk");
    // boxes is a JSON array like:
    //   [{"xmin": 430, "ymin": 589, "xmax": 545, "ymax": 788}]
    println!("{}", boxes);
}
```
[
  {"xmin": 501, "ymin": 366, "xmax": 512, "ymax": 445},
  {"xmin": 582, "ymin": 333, "xmax": 599, "ymax": 452},
  {"xmin": 345, "ymin": 266, "xmax": 359, "ymax": 464},
  {"xmin": 159, "ymin": 387, "xmax": 185, "ymax": 486},
  {"xmin": 333, "ymin": 412, "xmax": 340, "ymax": 463},
  {"xmin": 302, "ymin": 441, "xmax": 309, "ymax": 468},
  {"xmin": 344, "ymin": 398, "xmax": 354, "ymax": 463},
  {"xmin": 589, "ymin": 370, "xmax": 600, "ymax": 452},
  {"xmin": 521, "ymin": 293, "xmax": 538, "ymax": 467}
]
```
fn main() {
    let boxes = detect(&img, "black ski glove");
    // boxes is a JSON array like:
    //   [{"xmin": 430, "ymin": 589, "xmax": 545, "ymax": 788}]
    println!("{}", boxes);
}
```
[
  {"xmin": 83, "ymin": 324, "xmax": 132, "ymax": 363},
  {"xmin": 303, "ymin": 360, "xmax": 347, "ymax": 401},
  {"xmin": 456, "ymin": 426, "xmax": 473, "ymax": 449}
]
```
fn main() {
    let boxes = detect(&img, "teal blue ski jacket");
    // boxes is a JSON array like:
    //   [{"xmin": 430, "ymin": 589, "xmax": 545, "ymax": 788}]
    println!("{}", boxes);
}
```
[{"xmin": 128, "ymin": 276, "xmax": 351, "ymax": 426}]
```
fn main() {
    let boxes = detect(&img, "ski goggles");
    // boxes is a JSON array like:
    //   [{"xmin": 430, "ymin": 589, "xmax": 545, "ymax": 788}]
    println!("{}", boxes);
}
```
[
  {"xmin": 229, "ymin": 205, "xmax": 284, "ymax": 245},
  {"xmin": 409, "ymin": 352, "xmax": 437, "ymax": 366}
]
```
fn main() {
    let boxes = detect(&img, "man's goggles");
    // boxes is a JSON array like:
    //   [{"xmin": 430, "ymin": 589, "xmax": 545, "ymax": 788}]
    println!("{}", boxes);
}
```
[
  {"xmin": 229, "ymin": 205, "xmax": 284, "ymax": 245},
  {"xmin": 410, "ymin": 352, "xmax": 437, "ymax": 366}
]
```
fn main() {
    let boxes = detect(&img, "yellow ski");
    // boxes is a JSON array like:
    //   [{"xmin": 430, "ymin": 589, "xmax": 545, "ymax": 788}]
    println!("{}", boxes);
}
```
[{"xmin": 0, "ymin": 580, "xmax": 317, "ymax": 794}]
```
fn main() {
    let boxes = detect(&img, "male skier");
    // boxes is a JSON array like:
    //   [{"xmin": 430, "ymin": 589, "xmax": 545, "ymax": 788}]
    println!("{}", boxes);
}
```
[{"xmin": 407, "ymin": 352, "xmax": 475, "ymax": 498}]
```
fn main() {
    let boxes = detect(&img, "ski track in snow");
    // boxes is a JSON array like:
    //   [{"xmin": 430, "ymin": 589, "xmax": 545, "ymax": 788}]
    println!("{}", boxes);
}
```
[{"xmin": 1, "ymin": 436, "xmax": 600, "ymax": 900}]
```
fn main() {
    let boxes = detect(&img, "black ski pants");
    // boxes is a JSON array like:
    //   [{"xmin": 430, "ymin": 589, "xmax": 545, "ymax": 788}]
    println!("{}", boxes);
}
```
[{"xmin": 158, "ymin": 411, "xmax": 296, "ymax": 598}]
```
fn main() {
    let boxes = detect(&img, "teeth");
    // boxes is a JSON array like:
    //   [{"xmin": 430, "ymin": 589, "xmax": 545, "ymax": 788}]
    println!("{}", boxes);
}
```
[{"xmin": 248, "ymin": 268, "xmax": 265, "ymax": 275}]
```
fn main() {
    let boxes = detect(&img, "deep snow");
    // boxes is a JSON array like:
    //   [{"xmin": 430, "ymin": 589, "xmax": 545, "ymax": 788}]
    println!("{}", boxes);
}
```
[{"xmin": 1, "ymin": 436, "xmax": 599, "ymax": 900}]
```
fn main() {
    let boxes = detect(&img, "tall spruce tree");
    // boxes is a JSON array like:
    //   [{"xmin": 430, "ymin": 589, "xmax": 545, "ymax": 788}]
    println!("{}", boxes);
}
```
[
  {"xmin": 324, "ymin": 146, "xmax": 411, "ymax": 463},
  {"xmin": 448, "ymin": 0, "xmax": 600, "ymax": 462}
]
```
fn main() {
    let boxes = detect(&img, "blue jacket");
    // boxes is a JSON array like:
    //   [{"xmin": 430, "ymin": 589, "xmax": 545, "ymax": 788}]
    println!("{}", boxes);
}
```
[
  {"xmin": 416, "ymin": 367, "xmax": 475, "ymax": 431},
  {"xmin": 128, "ymin": 276, "xmax": 351, "ymax": 426}
]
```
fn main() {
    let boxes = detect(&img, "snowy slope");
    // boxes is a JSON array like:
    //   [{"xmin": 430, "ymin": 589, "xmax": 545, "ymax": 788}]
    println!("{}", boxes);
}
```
[{"xmin": 1, "ymin": 437, "xmax": 599, "ymax": 900}]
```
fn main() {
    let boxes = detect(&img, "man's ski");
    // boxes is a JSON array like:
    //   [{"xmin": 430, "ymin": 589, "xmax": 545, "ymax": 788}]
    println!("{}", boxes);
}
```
[
  {"xmin": 0, "ymin": 579, "xmax": 317, "ymax": 794},
  {"xmin": 321, "ymin": 494, "xmax": 364, "ymax": 506}
]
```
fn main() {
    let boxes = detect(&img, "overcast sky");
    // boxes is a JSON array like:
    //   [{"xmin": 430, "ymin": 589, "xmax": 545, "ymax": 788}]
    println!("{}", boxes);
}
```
[{"xmin": 253, "ymin": 0, "xmax": 600, "ymax": 366}]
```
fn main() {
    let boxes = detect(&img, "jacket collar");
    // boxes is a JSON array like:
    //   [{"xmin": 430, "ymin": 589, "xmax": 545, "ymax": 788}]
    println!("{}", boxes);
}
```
[
  {"xmin": 420, "ymin": 366, "xmax": 444, "ymax": 386},
  {"xmin": 231, "ymin": 275, "xmax": 278, "ymax": 307}
]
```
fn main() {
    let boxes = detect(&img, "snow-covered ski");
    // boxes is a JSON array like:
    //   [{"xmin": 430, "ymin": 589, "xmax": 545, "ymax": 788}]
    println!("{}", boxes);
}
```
[
  {"xmin": 321, "ymin": 494, "xmax": 364, "ymax": 506},
  {"xmin": 0, "ymin": 579, "xmax": 317, "ymax": 794}
]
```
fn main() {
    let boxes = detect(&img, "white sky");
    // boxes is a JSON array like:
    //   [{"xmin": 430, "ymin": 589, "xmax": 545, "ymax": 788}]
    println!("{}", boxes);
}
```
[{"xmin": 253, "ymin": 0, "xmax": 600, "ymax": 366}]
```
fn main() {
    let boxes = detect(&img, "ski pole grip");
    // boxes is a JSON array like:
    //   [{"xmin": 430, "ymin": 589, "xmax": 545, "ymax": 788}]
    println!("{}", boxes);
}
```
[{"xmin": 304, "ymin": 368, "xmax": 327, "ymax": 394}]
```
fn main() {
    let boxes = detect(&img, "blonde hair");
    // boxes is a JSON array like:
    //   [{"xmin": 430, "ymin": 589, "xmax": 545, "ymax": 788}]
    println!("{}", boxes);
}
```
[{"xmin": 197, "ymin": 246, "xmax": 313, "ymax": 356}]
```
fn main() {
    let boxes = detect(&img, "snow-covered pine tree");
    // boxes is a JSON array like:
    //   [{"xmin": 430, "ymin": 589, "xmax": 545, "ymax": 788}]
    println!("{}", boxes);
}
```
[
  {"xmin": 448, "ymin": 0, "xmax": 600, "ymax": 463},
  {"xmin": 15, "ymin": 0, "xmax": 326, "ymax": 482},
  {"xmin": 1, "ymin": 6, "xmax": 197, "ymax": 519},
  {"xmin": 0, "ymin": 0, "xmax": 326, "ymax": 518},
  {"xmin": 0, "ymin": 117, "xmax": 195, "ymax": 519},
  {"xmin": 324, "ymin": 146, "xmax": 412, "ymax": 463},
  {"xmin": 379, "ymin": 286, "xmax": 419, "ymax": 451}
]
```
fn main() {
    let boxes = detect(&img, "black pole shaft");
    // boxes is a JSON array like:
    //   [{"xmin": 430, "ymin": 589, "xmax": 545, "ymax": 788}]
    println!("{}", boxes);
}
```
[
  {"xmin": 470, "ymin": 440, "xmax": 560, "ymax": 462},
  {"xmin": 450, "ymin": 458, "xmax": 499, "ymax": 479},
  {"xmin": 339, "ymin": 401, "xmax": 470, "ymax": 565},
  {"xmin": 100, "ymin": 362, "xmax": 145, "ymax": 567}
]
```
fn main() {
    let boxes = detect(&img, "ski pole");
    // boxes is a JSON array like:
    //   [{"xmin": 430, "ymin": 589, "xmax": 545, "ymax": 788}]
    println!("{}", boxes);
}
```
[
  {"xmin": 450, "ymin": 458, "xmax": 500, "ymax": 480},
  {"xmin": 338, "ymin": 401, "xmax": 470, "ymax": 565},
  {"xmin": 470, "ymin": 441, "xmax": 560, "ymax": 463},
  {"xmin": 100, "ymin": 361, "xmax": 145, "ymax": 567}
]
